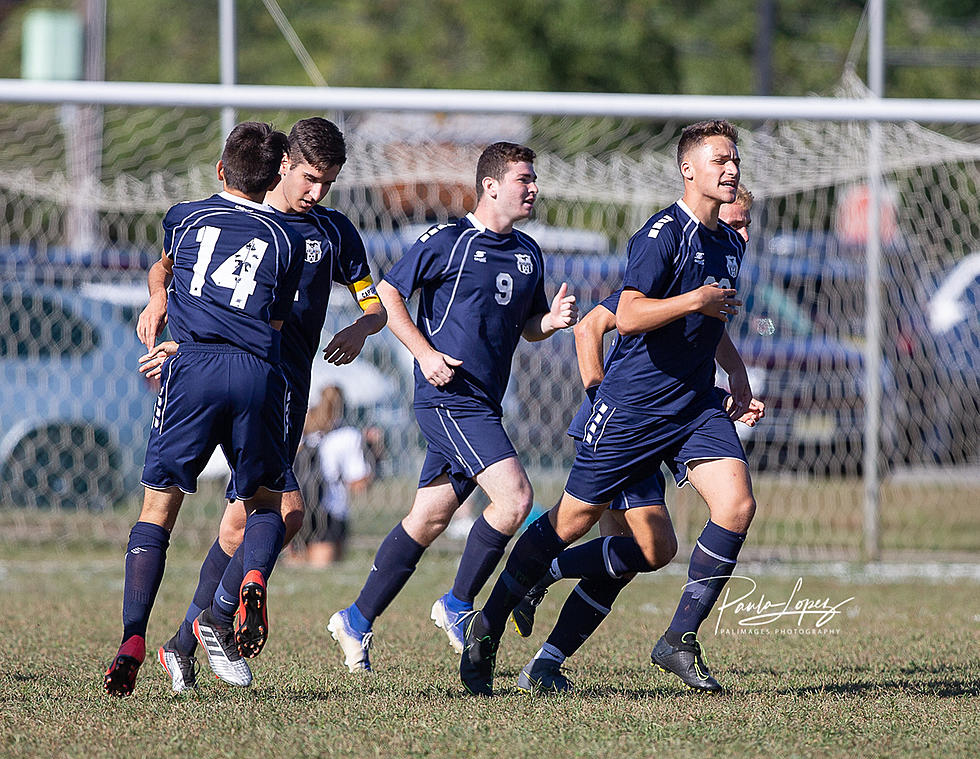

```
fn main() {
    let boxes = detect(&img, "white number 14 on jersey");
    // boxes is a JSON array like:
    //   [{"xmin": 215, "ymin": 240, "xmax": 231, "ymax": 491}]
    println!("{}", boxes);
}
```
[{"xmin": 189, "ymin": 225, "xmax": 269, "ymax": 308}]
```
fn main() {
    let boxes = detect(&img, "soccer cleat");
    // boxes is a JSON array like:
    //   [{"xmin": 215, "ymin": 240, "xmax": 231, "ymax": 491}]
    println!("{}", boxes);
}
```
[
  {"xmin": 157, "ymin": 634, "xmax": 198, "ymax": 693},
  {"xmin": 235, "ymin": 569, "xmax": 268, "ymax": 659},
  {"xmin": 430, "ymin": 593, "xmax": 469, "ymax": 654},
  {"xmin": 327, "ymin": 609, "xmax": 373, "ymax": 673},
  {"xmin": 104, "ymin": 635, "xmax": 146, "ymax": 697},
  {"xmin": 510, "ymin": 584, "xmax": 548, "ymax": 638},
  {"xmin": 193, "ymin": 609, "xmax": 253, "ymax": 687},
  {"xmin": 516, "ymin": 656, "xmax": 573, "ymax": 694},
  {"xmin": 459, "ymin": 610, "xmax": 497, "ymax": 697},
  {"xmin": 650, "ymin": 632, "xmax": 723, "ymax": 693}
]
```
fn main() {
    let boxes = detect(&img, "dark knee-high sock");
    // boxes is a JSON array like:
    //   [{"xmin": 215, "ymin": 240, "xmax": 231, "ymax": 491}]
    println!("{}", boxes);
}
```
[
  {"xmin": 450, "ymin": 514, "xmax": 512, "ymax": 606},
  {"xmin": 212, "ymin": 545, "xmax": 244, "ymax": 625},
  {"xmin": 523, "ymin": 535, "xmax": 652, "ymax": 599},
  {"xmin": 540, "ymin": 576, "xmax": 632, "ymax": 661},
  {"xmin": 667, "ymin": 520, "xmax": 745, "ymax": 643},
  {"xmin": 211, "ymin": 509, "xmax": 284, "ymax": 626},
  {"xmin": 554, "ymin": 536, "xmax": 655, "ymax": 580},
  {"xmin": 176, "ymin": 538, "xmax": 232, "ymax": 655},
  {"xmin": 352, "ymin": 522, "xmax": 426, "ymax": 630},
  {"xmin": 482, "ymin": 513, "xmax": 568, "ymax": 639},
  {"xmin": 121, "ymin": 521, "xmax": 170, "ymax": 647}
]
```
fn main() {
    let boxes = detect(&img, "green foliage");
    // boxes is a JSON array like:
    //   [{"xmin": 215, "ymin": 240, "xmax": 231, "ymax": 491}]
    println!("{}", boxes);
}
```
[{"xmin": 0, "ymin": 0, "xmax": 977, "ymax": 98}]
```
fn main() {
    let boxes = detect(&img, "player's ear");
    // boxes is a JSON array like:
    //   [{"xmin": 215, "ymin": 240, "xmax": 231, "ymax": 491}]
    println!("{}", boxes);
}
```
[
  {"xmin": 280, "ymin": 153, "xmax": 290, "ymax": 174},
  {"xmin": 482, "ymin": 175, "xmax": 497, "ymax": 199},
  {"xmin": 680, "ymin": 158, "xmax": 694, "ymax": 182},
  {"xmin": 216, "ymin": 160, "xmax": 225, "ymax": 182}
]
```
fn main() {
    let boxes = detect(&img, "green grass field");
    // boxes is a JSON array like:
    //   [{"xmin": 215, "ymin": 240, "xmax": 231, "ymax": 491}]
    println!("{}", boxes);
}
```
[{"xmin": 2, "ymin": 543, "xmax": 978, "ymax": 758}]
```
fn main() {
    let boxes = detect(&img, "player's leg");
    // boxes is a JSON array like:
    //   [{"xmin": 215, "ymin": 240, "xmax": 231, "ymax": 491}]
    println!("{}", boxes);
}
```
[
  {"xmin": 105, "ymin": 486, "xmax": 183, "ymax": 697},
  {"xmin": 518, "ymin": 505, "xmax": 677, "ymax": 694},
  {"xmin": 328, "ymin": 475, "xmax": 460, "ymax": 672},
  {"xmin": 652, "ymin": 409, "xmax": 754, "ymax": 693},
  {"xmin": 433, "ymin": 455, "xmax": 532, "ymax": 653},
  {"xmin": 460, "ymin": 491, "xmax": 607, "ymax": 696}
]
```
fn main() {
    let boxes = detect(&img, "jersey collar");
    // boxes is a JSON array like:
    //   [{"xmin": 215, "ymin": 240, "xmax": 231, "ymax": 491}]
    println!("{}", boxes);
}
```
[
  {"xmin": 219, "ymin": 191, "xmax": 274, "ymax": 212},
  {"xmin": 466, "ymin": 212, "xmax": 487, "ymax": 232},
  {"xmin": 676, "ymin": 198, "xmax": 703, "ymax": 226}
]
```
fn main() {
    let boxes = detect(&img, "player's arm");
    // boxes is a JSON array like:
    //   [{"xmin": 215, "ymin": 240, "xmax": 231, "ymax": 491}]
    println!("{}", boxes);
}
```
[
  {"xmin": 136, "ymin": 253, "xmax": 174, "ymax": 350},
  {"xmin": 376, "ymin": 279, "xmax": 461, "ymax": 387},
  {"xmin": 322, "ymin": 277, "xmax": 388, "ymax": 366},
  {"xmin": 574, "ymin": 302, "xmax": 616, "ymax": 389},
  {"xmin": 522, "ymin": 282, "xmax": 578, "ymax": 341},
  {"xmin": 616, "ymin": 284, "xmax": 741, "ymax": 336},
  {"xmin": 715, "ymin": 330, "xmax": 764, "ymax": 421}
]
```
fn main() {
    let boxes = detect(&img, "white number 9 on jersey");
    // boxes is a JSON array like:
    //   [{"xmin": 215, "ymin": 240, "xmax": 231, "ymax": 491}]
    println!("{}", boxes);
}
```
[{"xmin": 495, "ymin": 272, "xmax": 513, "ymax": 305}]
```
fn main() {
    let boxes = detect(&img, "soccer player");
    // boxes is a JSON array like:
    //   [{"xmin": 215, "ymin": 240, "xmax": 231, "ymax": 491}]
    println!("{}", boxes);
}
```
[
  {"xmin": 103, "ymin": 122, "xmax": 306, "ymax": 697},
  {"xmin": 461, "ymin": 120, "xmax": 760, "ymax": 696},
  {"xmin": 510, "ymin": 187, "xmax": 763, "ymax": 694},
  {"xmin": 327, "ymin": 141, "xmax": 578, "ymax": 673},
  {"xmin": 137, "ymin": 118, "xmax": 386, "ymax": 692}
]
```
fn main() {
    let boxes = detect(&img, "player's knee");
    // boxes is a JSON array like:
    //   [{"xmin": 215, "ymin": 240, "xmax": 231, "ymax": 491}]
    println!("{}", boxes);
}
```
[
  {"xmin": 731, "ymin": 495, "xmax": 756, "ymax": 532},
  {"xmin": 639, "ymin": 531, "xmax": 677, "ymax": 570},
  {"xmin": 217, "ymin": 520, "xmax": 244, "ymax": 555}
]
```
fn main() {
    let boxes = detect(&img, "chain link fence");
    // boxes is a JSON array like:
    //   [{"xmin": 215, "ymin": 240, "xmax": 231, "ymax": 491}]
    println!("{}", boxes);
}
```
[{"xmin": 1, "ymin": 79, "xmax": 978, "ymax": 558}]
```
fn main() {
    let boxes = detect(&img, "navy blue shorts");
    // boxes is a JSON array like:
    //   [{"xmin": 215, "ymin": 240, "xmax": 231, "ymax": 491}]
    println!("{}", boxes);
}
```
[
  {"xmin": 564, "ymin": 398, "xmax": 747, "ymax": 508},
  {"xmin": 141, "ymin": 343, "xmax": 291, "ymax": 500},
  {"xmin": 223, "ymin": 377, "xmax": 304, "ymax": 501},
  {"xmin": 414, "ymin": 402, "xmax": 517, "ymax": 504}
]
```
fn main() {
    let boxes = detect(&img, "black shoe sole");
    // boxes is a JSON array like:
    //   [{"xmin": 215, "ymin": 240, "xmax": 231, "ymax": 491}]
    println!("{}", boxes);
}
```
[
  {"xmin": 236, "ymin": 582, "xmax": 267, "ymax": 659},
  {"xmin": 104, "ymin": 655, "xmax": 141, "ymax": 697},
  {"xmin": 651, "ymin": 659, "xmax": 724, "ymax": 693}
]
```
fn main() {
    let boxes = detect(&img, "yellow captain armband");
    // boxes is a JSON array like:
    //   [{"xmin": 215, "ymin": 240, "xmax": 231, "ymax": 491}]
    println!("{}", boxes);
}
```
[{"xmin": 348, "ymin": 276, "xmax": 381, "ymax": 311}]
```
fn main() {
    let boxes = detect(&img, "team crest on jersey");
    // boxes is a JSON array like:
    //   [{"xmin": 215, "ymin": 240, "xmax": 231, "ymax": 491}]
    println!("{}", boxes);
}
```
[
  {"xmin": 515, "ymin": 253, "xmax": 534, "ymax": 275},
  {"xmin": 305, "ymin": 239, "xmax": 323, "ymax": 263},
  {"xmin": 694, "ymin": 250, "xmax": 705, "ymax": 265},
  {"xmin": 726, "ymin": 255, "xmax": 739, "ymax": 278}
]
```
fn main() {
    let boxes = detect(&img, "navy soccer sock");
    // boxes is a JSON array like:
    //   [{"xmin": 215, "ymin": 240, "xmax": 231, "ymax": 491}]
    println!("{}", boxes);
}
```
[
  {"xmin": 121, "ymin": 521, "xmax": 170, "ymax": 644},
  {"xmin": 176, "ymin": 538, "xmax": 232, "ymax": 655},
  {"xmin": 667, "ymin": 520, "xmax": 745, "ymax": 643},
  {"xmin": 555, "ymin": 535, "xmax": 655, "ymax": 580},
  {"xmin": 353, "ymin": 521, "xmax": 426, "ymax": 625},
  {"xmin": 212, "ymin": 544, "xmax": 244, "ymax": 624},
  {"xmin": 482, "ymin": 513, "xmax": 568, "ymax": 639},
  {"xmin": 451, "ymin": 514, "xmax": 512, "ymax": 605},
  {"xmin": 211, "ymin": 510, "xmax": 284, "ymax": 626},
  {"xmin": 544, "ymin": 576, "xmax": 632, "ymax": 660}
]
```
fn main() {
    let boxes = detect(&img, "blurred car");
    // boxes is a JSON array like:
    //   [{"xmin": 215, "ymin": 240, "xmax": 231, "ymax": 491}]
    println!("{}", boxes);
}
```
[
  {"xmin": 916, "ymin": 252, "xmax": 980, "ymax": 464},
  {"xmin": 0, "ymin": 281, "xmax": 156, "ymax": 510}
]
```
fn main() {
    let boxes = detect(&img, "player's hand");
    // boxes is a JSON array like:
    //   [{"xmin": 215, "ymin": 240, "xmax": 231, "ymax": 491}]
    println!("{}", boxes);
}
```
[
  {"xmin": 726, "ymin": 367, "xmax": 754, "ymax": 418},
  {"xmin": 548, "ymin": 282, "xmax": 578, "ymax": 330},
  {"xmin": 322, "ymin": 322, "xmax": 370, "ymax": 366},
  {"xmin": 737, "ymin": 398, "xmax": 766, "ymax": 427},
  {"xmin": 419, "ymin": 348, "xmax": 462, "ymax": 387},
  {"xmin": 138, "ymin": 340, "xmax": 179, "ymax": 379},
  {"xmin": 696, "ymin": 283, "xmax": 741, "ymax": 322},
  {"xmin": 137, "ymin": 292, "xmax": 168, "ymax": 350}
]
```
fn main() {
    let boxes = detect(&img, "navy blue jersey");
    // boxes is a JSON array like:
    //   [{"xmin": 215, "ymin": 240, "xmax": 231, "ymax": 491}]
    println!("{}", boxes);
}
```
[
  {"xmin": 383, "ymin": 213, "xmax": 550, "ymax": 412},
  {"xmin": 163, "ymin": 192, "xmax": 305, "ymax": 363},
  {"xmin": 277, "ymin": 206, "xmax": 372, "ymax": 390},
  {"xmin": 599, "ymin": 201, "xmax": 746, "ymax": 418}
]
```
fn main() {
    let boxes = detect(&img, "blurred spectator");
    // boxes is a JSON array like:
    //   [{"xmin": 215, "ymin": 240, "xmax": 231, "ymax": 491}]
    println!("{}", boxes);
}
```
[{"xmin": 296, "ymin": 385, "xmax": 374, "ymax": 566}]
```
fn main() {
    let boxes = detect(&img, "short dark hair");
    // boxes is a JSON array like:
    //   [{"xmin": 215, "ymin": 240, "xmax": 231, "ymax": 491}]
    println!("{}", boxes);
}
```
[
  {"xmin": 287, "ymin": 117, "xmax": 347, "ymax": 171},
  {"xmin": 475, "ymin": 141, "xmax": 536, "ymax": 198},
  {"xmin": 676, "ymin": 120, "xmax": 739, "ymax": 171},
  {"xmin": 221, "ymin": 122, "xmax": 288, "ymax": 195}
]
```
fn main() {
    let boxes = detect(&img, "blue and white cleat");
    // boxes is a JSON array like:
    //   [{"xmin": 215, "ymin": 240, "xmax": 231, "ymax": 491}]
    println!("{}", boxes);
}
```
[
  {"xmin": 327, "ymin": 608, "xmax": 373, "ymax": 673},
  {"xmin": 430, "ymin": 593, "xmax": 469, "ymax": 654}
]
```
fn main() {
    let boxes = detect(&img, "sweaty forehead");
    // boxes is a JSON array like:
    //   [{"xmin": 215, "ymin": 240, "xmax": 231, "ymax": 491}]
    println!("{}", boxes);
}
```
[
  {"xmin": 704, "ymin": 136, "xmax": 739, "ymax": 160},
  {"xmin": 506, "ymin": 161, "xmax": 536, "ymax": 180}
]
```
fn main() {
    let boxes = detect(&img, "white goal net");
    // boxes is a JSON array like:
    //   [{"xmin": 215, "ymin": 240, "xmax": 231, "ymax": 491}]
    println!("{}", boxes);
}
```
[{"xmin": 1, "ymin": 74, "xmax": 978, "ymax": 558}]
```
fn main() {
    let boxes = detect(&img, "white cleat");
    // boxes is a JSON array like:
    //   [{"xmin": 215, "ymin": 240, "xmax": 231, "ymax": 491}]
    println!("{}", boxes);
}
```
[
  {"xmin": 430, "ymin": 594, "xmax": 467, "ymax": 654},
  {"xmin": 193, "ymin": 609, "xmax": 253, "ymax": 687},
  {"xmin": 327, "ymin": 609, "xmax": 373, "ymax": 673}
]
